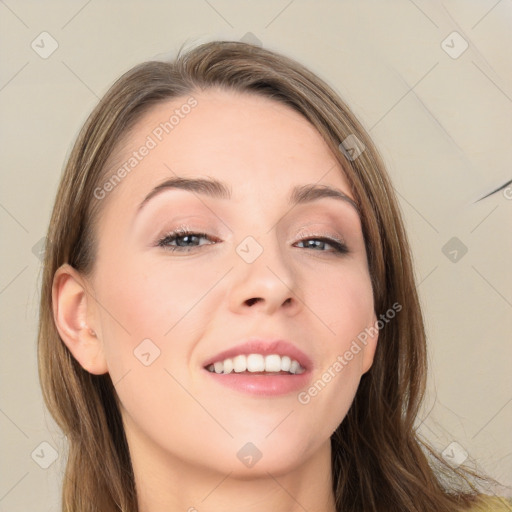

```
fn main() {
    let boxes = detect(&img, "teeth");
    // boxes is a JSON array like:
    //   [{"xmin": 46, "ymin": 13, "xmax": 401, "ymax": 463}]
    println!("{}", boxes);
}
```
[
  {"xmin": 289, "ymin": 360, "xmax": 301, "ymax": 374},
  {"xmin": 265, "ymin": 354, "xmax": 282, "ymax": 372},
  {"xmin": 247, "ymin": 354, "xmax": 265, "ymax": 372},
  {"xmin": 232, "ymin": 355, "xmax": 246, "ymax": 373},
  {"xmin": 280, "ymin": 355, "xmax": 291, "ymax": 372},
  {"xmin": 223, "ymin": 358, "xmax": 234, "ymax": 374},
  {"xmin": 206, "ymin": 353, "xmax": 305, "ymax": 375}
]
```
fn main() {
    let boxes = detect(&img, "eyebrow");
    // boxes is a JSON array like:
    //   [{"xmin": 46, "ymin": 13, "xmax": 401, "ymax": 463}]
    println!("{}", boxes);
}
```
[{"xmin": 136, "ymin": 176, "xmax": 360, "ymax": 215}]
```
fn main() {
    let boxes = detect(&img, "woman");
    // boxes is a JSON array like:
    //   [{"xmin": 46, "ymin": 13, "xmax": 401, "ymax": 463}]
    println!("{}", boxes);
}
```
[{"xmin": 38, "ymin": 40, "xmax": 510, "ymax": 511}]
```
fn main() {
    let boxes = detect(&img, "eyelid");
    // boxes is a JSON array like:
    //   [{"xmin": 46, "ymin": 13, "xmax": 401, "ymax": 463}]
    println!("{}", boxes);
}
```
[
  {"xmin": 294, "ymin": 225, "xmax": 346, "ymax": 244},
  {"xmin": 161, "ymin": 222, "xmax": 214, "ymax": 239},
  {"xmin": 158, "ymin": 224, "xmax": 345, "ymax": 245}
]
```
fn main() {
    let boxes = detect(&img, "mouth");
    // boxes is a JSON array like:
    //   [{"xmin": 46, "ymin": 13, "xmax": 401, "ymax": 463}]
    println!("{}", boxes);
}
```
[
  {"xmin": 201, "ymin": 339, "xmax": 313, "ymax": 396},
  {"xmin": 205, "ymin": 353, "xmax": 305, "ymax": 375}
]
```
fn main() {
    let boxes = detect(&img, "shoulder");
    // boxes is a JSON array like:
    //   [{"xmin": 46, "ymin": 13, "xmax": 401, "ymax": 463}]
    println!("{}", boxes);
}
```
[{"xmin": 468, "ymin": 495, "xmax": 512, "ymax": 511}]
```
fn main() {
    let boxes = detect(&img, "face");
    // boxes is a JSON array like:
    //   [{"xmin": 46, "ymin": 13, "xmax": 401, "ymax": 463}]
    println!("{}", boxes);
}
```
[{"xmin": 80, "ymin": 89, "xmax": 378, "ymax": 476}]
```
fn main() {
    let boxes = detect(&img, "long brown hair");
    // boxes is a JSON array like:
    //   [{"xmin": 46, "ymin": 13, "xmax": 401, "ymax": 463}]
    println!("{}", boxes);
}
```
[{"xmin": 38, "ymin": 40, "xmax": 495, "ymax": 511}]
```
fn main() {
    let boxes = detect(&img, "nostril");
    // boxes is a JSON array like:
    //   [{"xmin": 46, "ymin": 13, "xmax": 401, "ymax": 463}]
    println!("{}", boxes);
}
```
[{"xmin": 246, "ymin": 297, "xmax": 262, "ymax": 306}]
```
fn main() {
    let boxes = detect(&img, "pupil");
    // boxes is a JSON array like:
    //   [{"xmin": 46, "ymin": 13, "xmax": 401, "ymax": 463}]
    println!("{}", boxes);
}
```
[{"xmin": 178, "ymin": 235, "xmax": 195, "ymax": 246}]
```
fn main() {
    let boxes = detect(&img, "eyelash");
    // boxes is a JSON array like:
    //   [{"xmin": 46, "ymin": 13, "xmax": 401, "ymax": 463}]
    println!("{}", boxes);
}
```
[{"xmin": 156, "ymin": 229, "xmax": 349, "ymax": 255}]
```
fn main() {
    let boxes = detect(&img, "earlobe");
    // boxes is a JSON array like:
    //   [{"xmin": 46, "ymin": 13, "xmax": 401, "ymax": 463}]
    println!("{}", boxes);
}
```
[{"xmin": 52, "ymin": 264, "xmax": 108, "ymax": 375}]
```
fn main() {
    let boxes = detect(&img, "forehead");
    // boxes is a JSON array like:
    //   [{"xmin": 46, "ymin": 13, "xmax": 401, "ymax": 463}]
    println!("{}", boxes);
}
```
[{"xmin": 100, "ymin": 88, "xmax": 353, "ymax": 211}]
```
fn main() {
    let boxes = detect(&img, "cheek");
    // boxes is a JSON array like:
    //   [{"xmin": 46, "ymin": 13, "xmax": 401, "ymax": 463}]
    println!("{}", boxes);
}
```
[
  {"xmin": 296, "ymin": 261, "xmax": 375, "ymax": 417},
  {"xmin": 92, "ymin": 256, "xmax": 217, "ymax": 455},
  {"xmin": 305, "ymin": 259, "xmax": 375, "ymax": 343},
  {"xmin": 93, "ymin": 254, "xmax": 225, "ymax": 378}
]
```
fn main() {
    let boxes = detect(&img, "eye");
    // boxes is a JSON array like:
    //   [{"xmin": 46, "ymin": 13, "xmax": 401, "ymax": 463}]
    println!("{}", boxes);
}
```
[
  {"xmin": 156, "ymin": 230, "xmax": 218, "ymax": 252},
  {"xmin": 295, "ymin": 235, "xmax": 349, "ymax": 254},
  {"xmin": 155, "ymin": 230, "xmax": 349, "ymax": 255}
]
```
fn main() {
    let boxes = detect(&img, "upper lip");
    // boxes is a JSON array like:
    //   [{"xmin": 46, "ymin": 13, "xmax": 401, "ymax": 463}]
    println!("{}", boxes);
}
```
[{"xmin": 202, "ymin": 338, "xmax": 313, "ymax": 371}]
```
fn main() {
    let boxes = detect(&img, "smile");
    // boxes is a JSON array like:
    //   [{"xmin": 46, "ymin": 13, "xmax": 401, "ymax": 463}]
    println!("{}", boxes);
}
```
[{"xmin": 205, "ymin": 353, "xmax": 305, "ymax": 375}]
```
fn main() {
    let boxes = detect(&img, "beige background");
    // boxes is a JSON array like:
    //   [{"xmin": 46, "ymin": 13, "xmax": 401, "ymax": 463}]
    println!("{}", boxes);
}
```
[{"xmin": 1, "ymin": 1, "xmax": 511, "ymax": 509}]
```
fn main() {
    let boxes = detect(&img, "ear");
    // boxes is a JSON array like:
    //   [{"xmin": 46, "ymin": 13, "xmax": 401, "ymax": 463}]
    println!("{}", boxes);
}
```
[
  {"xmin": 361, "ymin": 311, "xmax": 379, "ymax": 374},
  {"xmin": 52, "ymin": 263, "xmax": 108, "ymax": 375}
]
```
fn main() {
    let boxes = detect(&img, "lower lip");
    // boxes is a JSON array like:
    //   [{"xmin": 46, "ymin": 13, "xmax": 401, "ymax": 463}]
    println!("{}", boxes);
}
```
[{"xmin": 202, "ymin": 368, "xmax": 312, "ymax": 396}]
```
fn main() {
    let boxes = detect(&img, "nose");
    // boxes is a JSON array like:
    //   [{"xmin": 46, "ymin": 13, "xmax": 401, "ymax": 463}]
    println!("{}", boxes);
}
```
[{"xmin": 228, "ymin": 236, "xmax": 302, "ymax": 317}]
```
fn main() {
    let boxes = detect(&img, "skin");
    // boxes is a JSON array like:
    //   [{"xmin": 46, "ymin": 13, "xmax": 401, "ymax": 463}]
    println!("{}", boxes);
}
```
[{"xmin": 53, "ymin": 89, "xmax": 378, "ymax": 512}]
